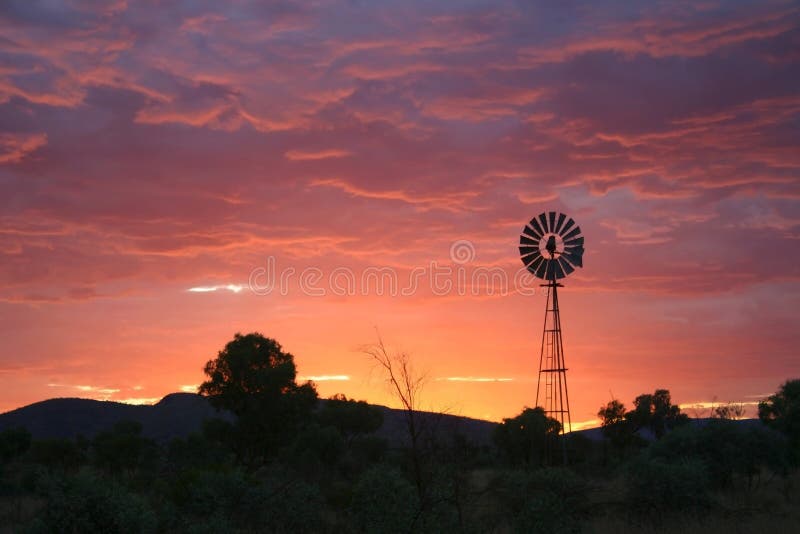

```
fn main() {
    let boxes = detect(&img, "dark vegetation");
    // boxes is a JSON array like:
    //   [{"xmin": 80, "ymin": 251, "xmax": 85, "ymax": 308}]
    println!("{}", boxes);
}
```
[{"xmin": 0, "ymin": 332, "xmax": 797, "ymax": 532}]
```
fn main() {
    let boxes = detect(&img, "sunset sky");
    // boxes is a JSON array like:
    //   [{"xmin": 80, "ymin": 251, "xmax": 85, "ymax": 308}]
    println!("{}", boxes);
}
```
[{"xmin": 1, "ymin": 0, "xmax": 798, "ymax": 427}]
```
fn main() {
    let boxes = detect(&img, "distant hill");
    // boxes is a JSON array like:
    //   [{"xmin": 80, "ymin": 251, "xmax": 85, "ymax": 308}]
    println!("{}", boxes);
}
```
[
  {"xmin": 0, "ymin": 393, "xmax": 231, "ymax": 442},
  {"xmin": 0, "ymin": 394, "xmax": 762, "ymax": 446},
  {"xmin": 0, "ymin": 393, "xmax": 498, "ymax": 445}
]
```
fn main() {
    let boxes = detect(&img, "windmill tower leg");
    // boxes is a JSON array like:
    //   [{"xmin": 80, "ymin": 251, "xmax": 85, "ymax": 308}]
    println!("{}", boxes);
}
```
[{"xmin": 536, "ymin": 277, "xmax": 572, "ymax": 464}]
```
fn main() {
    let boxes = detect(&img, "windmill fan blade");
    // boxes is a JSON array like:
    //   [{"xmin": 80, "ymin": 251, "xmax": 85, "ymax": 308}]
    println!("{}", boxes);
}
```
[
  {"xmin": 547, "ymin": 259, "xmax": 564, "ymax": 280},
  {"xmin": 519, "ymin": 247, "xmax": 540, "ymax": 261},
  {"xmin": 520, "ymin": 211, "xmax": 585, "ymax": 279},
  {"xmin": 563, "ymin": 249, "xmax": 583, "ymax": 268},
  {"xmin": 526, "ymin": 255, "xmax": 544, "ymax": 274},
  {"xmin": 558, "ymin": 257, "xmax": 575, "ymax": 276},
  {"xmin": 522, "ymin": 226, "xmax": 542, "ymax": 240},
  {"xmin": 562, "ymin": 225, "xmax": 582, "ymax": 241},
  {"xmin": 535, "ymin": 258, "xmax": 548, "ymax": 279},
  {"xmin": 538, "ymin": 213, "xmax": 549, "ymax": 233},
  {"xmin": 522, "ymin": 225, "xmax": 541, "ymax": 240},
  {"xmin": 528, "ymin": 217, "xmax": 544, "ymax": 237},
  {"xmin": 543, "ymin": 259, "xmax": 554, "ymax": 280},
  {"xmin": 554, "ymin": 213, "xmax": 566, "ymax": 234}
]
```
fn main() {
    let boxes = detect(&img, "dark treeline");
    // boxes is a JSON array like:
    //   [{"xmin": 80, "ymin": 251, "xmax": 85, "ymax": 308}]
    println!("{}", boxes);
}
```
[{"xmin": 0, "ymin": 332, "xmax": 798, "ymax": 532}]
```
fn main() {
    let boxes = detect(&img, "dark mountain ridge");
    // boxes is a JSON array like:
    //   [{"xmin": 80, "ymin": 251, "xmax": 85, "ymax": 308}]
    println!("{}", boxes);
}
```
[
  {"xmin": 0, "ymin": 393, "xmax": 500, "ymax": 445},
  {"xmin": 0, "ymin": 394, "xmax": 763, "ymax": 446},
  {"xmin": 0, "ymin": 393, "xmax": 229, "ymax": 442}
]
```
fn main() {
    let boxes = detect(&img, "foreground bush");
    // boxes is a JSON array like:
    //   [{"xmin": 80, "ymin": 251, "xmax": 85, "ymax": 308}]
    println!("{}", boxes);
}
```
[
  {"xmin": 490, "ymin": 467, "xmax": 590, "ymax": 533},
  {"xmin": 625, "ymin": 456, "xmax": 709, "ymax": 520},
  {"xmin": 32, "ymin": 470, "xmax": 156, "ymax": 533},
  {"xmin": 349, "ymin": 466, "xmax": 418, "ymax": 533}
]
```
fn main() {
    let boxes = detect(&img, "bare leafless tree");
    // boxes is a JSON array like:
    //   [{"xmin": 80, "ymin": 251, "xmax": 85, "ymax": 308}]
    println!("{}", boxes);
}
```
[
  {"xmin": 364, "ymin": 335, "xmax": 428, "ymax": 499},
  {"xmin": 713, "ymin": 401, "xmax": 747, "ymax": 420}
]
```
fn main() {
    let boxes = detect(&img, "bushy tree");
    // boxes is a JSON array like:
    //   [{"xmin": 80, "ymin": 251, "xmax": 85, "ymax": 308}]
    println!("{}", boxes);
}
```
[
  {"xmin": 626, "ymin": 389, "xmax": 688, "ymax": 438},
  {"xmin": 199, "ymin": 332, "xmax": 318, "ymax": 464},
  {"xmin": 494, "ymin": 407, "xmax": 561, "ymax": 467},
  {"xmin": 759, "ymin": 379, "xmax": 800, "ymax": 456}
]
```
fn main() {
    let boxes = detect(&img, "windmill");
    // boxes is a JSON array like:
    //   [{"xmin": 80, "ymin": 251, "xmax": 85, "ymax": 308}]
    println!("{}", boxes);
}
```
[{"xmin": 519, "ymin": 212, "xmax": 584, "ymax": 463}]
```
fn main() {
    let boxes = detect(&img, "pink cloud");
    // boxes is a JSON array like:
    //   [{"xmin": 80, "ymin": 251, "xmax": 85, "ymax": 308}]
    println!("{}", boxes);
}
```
[
  {"xmin": 0, "ymin": 0, "xmax": 797, "ymax": 422},
  {"xmin": 0, "ymin": 132, "xmax": 47, "ymax": 163}
]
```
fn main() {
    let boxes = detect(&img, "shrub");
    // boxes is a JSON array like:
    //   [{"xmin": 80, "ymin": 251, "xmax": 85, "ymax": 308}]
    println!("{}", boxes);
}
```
[
  {"xmin": 625, "ymin": 456, "xmax": 709, "ymax": 519},
  {"xmin": 349, "ymin": 466, "xmax": 418, "ymax": 533},
  {"xmin": 491, "ymin": 468, "xmax": 590, "ymax": 533},
  {"xmin": 647, "ymin": 421, "xmax": 789, "ymax": 489},
  {"xmin": 36, "ymin": 470, "xmax": 156, "ymax": 533}
]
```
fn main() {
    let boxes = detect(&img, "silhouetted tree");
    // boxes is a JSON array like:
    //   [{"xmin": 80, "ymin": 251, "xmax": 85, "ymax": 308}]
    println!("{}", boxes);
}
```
[
  {"xmin": 598, "ymin": 399, "xmax": 640, "ymax": 458},
  {"xmin": 364, "ymin": 337, "xmax": 429, "ymax": 499},
  {"xmin": 712, "ymin": 401, "xmax": 747, "ymax": 420},
  {"xmin": 759, "ymin": 379, "xmax": 800, "ymax": 456},
  {"xmin": 598, "ymin": 399, "xmax": 626, "ymax": 427},
  {"xmin": 199, "ymin": 332, "xmax": 318, "ymax": 465},
  {"xmin": 626, "ymin": 389, "xmax": 688, "ymax": 438},
  {"xmin": 318, "ymin": 394, "xmax": 383, "ymax": 443},
  {"xmin": 494, "ymin": 407, "xmax": 561, "ymax": 467}
]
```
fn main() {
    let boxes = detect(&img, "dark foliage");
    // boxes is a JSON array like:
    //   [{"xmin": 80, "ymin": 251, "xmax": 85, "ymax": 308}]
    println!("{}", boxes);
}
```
[
  {"xmin": 759, "ymin": 378, "xmax": 800, "ymax": 462},
  {"xmin": 493, "ymin": 407, "xmax": 561, "ymax": 467},
  {"xmin": 92, "ymin": 420, "xmax": 158, "ymax": 474},
  {"xmin": 319, "ymin": 394, "xmax": 383, "ymax": 441},
  {"xmin": 647, "ymin": 419, "xmax": 789, "ymax": 489},
  {"xmin": 0, "ymin": 427, "xmax": 31, "ymax": 463},
  {"xmin": 624, "ymin": 456, "xmax": 710, "ymax": 520},
  {"xmin": 626, "ymin": 389, "xmax": 689, "ymax": 438},
  {"xmin": 199, "ymin": 332, "xmax": 318, "ymax": 464},
  {"xmin": 490, "ymin": 468, "xmax": 590, "ymax": 533},
  {"xmin": 0, "ymin": 334, "xmax": 795, "ymax": 532}
]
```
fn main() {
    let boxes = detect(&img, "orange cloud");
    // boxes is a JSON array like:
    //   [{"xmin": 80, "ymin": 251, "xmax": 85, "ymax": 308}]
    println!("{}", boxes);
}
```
[{"xmin": 285, "ymin": 149, "xmax": 352, "ymax": 161}]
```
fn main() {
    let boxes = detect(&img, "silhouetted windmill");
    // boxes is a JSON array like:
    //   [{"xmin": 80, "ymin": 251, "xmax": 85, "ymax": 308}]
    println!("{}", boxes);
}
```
[{"xmin": 519, "ymin": 212, "xmax": 584, "ymax": 463}]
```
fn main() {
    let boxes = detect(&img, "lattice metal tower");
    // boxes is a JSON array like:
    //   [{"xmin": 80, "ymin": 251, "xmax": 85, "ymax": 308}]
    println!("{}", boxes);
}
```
[{"xmin": 518, "ymin": 211, "xmax": 585, "ymax": 464}]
